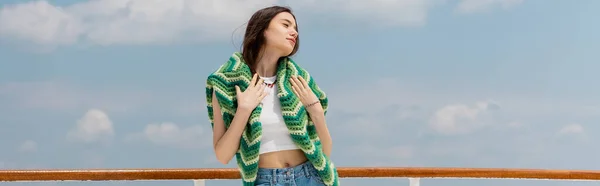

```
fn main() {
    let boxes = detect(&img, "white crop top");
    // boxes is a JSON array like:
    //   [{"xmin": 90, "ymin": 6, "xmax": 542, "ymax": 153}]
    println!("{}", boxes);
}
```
[{"xmin": 258, "ymin": 76, "xmax": 300, "ymax": 154}]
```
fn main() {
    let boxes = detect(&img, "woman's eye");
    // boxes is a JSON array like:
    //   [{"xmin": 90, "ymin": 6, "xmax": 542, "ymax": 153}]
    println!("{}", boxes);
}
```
[{"xmin": 283, "ymin": 23, "xmax": 289, "ymax": 27}]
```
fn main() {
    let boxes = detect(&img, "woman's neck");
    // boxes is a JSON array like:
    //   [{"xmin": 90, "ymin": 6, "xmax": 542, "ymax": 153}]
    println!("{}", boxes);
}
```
[{"xmin": 255, "ymin": 50, "xmax": 280, "ymax": 77}]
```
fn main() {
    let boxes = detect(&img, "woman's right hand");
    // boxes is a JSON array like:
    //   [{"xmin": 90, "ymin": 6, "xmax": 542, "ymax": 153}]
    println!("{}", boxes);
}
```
[{"xmin": 235, "ymin": 73, "xmax": 267, "ymax": 111}]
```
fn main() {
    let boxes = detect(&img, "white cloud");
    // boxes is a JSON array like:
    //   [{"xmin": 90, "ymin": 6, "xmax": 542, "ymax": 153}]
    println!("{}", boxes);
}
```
[
  {"xmin": 66, "ymin": 109, "xmax": 115, "ymax": 144},
  {"xmin": 558, "ymin": 123, "xmax": 584, "ymax": 135},
  {"xmin": 0, "ymin": 0, "xmax": 441, "ymax": 47},
  {"xmin": 327, "ymin": 77, "xmax": 600, "ymax": 171},
  {"xmin": 0, "ymin": 0, "xmax": 527, "ymax": 47},
  {"xmin": 429, "ymin": 101, "xmax": 499, "ymax": 135},
  {"xmin": 455, "ymin": 0, "xmax": 524, "ymax": 14},
  {"xmin": 18, "ymin": 140, "xmax": 38, "ymax": 152},
  {"xmin": 0, "ymin": 0, "xmax": 275, "ymax": 45},
  {"xmin": 126, "ymin": 122, "xmax": 208, "ymax": 149},
  {"xmin": 0, "ymin": 0, "xmax": 275, "ymax": 46},
  {"xmin": 554, "ymin": 123, "xmax": 589, "ymax": 144},
  {"xmin": 0, "ymin": 1, "xmax": 83, "ymax": 46}
]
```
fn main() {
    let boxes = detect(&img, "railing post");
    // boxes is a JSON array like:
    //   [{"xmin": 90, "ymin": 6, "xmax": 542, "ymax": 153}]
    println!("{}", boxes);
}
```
[
  {"xmin": 193, "ymin": 180, "xmax": 205, "ymax": 186},
  {"xmin": 409, "ymin": 178, "xmax": 420, "ymax": 186}
]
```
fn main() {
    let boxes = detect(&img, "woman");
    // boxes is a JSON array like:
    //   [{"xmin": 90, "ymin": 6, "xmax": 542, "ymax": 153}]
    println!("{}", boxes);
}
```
[{"xmin": 205, "ymin": 5, "xmax": 339, "ymax": 186}]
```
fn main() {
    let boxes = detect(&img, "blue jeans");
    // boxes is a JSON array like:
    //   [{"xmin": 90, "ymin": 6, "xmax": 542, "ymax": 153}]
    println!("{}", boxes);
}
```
[{"xmin": 254, "ymin": 161, "xmax": 326, "ymax": 186}]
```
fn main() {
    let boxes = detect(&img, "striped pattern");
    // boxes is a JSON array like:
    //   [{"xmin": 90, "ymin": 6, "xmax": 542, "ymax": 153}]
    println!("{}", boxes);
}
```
[{"xmin": 205, "ymin": 52, "xmax": 339, "ymax": 186}]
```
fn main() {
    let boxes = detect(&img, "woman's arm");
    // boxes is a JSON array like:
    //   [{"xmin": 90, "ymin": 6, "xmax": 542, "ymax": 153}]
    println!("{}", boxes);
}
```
[
  {"xmin": 289, "ymin": 75, "xmax": 333, "ymax": 157},
  {"xmin": 307, "ymin": 105, "xmax": 332, "ymax": 158},
  {"xmin": 211, "ymin": 90, "xmax": 252, "ymax": 164}
]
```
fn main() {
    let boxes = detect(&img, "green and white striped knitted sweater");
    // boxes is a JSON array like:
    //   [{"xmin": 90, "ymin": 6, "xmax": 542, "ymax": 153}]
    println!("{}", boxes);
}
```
[{"xmin": 205, "ymin": 52, "xmax": 339, "ymax": 186}]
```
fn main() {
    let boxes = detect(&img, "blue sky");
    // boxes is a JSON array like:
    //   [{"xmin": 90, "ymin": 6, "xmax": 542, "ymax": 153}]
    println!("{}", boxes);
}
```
[{"xmin": 1, "ymin": 0, "xmax": 600, "ymax": 185}]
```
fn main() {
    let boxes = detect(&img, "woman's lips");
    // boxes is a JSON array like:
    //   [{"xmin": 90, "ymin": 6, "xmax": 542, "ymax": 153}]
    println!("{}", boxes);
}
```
[{"xmin": 287, "ymin": 38, "xmax": 296, "ymax": 45}]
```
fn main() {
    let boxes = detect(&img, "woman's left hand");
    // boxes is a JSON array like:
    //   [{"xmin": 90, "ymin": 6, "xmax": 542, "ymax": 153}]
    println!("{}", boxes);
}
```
[{"xmin": 290, "ymin": 75, "xmax": 322, "ymax": 113}]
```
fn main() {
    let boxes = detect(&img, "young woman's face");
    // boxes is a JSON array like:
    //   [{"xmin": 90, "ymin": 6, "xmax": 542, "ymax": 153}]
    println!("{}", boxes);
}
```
[{"xmin": 263, "ymin": 12, "xmax": 298, "ymax": 56}]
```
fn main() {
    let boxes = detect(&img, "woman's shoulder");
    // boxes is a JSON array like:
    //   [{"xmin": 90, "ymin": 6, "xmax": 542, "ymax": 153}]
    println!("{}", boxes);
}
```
[
  {"xmin": 206, "ymin": 56, "xmax": 249, "ymax": 85},
  {"xmin": 206, "ymin": 60, "xmax": 234, "ymax": 79}
]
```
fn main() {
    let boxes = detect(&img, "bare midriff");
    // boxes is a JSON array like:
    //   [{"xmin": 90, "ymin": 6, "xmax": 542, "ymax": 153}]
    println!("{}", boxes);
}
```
[{"xmin": 258, "ymin": 149, "xmax": 307, "ymax": 168}]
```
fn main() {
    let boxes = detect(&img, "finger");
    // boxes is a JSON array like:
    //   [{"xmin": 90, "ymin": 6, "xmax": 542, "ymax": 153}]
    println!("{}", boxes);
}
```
[
  {"xmin": 256, "ymin": 83, "xmax": 265, "ymax": 95},
  {"xmin": 256, "ymin": 88, "xmax": 267, "ymax": 102},
  {"xmin": 290, "ymin": 76, "xmax": 301, "ymax": 91},
  {"xmin": 298, "ymin": 76, "xmax": 310, "ymax": 90},
  {"xmin": 291, "ymin": 85, "xmax": 300, "ymax": 97},
  {"xmin": 250, "ymin": 73, "xmax": 258, "ymax": 87},
  {"xmin": 235, "ymin": 85, "xmax": 241, "ymax": 94},
  {"xmin": 260, "ymin": 88, "xmax": 267, "ymax": 97},
  {"xmin": 259, "ymin": 90, "xmax": 268, "ymax": 101},
  {"xmin": 256, "ymin": 78, "xmax": 265, "ymax": 91},
  {"xmin": 293, "ymin": 76, "xmax": 306, "ymax": 93}
]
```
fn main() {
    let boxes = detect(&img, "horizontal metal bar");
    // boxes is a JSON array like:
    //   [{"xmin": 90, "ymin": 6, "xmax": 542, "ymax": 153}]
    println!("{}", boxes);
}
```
[{"xmin": 2, "ymin": 167, "xmax": 600, "ymax": 182}]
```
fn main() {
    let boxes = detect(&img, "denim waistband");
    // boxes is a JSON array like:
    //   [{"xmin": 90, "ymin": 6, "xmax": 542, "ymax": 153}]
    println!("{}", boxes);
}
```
[{"xmin": 256, "ymin": 161, "xmax": 314, "ymax": 177}]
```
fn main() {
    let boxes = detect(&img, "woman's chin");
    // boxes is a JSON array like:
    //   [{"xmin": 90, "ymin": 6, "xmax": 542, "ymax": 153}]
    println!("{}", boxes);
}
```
[
  {"xmin": 283, "ymin": 47, "xmax": 294, "ymax": 56},
  {"xmin": 273, "ymin": 45, "xmax": 293, "ymax": 56}
]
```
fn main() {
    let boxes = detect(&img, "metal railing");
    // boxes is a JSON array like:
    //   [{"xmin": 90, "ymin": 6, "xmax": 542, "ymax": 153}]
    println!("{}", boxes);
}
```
[{"xmin": 2, "ymin": 167, "xmax": 600, "ymax": 185}]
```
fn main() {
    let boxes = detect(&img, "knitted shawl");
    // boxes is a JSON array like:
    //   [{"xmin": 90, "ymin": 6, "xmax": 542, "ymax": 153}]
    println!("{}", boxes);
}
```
[{"xmin": 205, "ymin": 52, "xmax": 339, "ymax": 186}]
